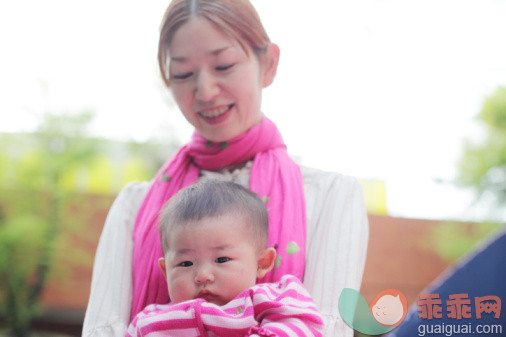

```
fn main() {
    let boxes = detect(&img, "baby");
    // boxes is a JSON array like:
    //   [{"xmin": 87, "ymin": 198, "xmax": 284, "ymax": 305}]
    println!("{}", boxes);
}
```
[{"xmin": 126, "ymin": 180, "xmax": 324, "ymax": 336}]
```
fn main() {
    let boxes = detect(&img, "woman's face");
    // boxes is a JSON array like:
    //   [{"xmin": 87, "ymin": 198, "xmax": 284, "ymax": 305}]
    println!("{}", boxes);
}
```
[{"xmin": 167, "ymin": 17, "xmax": 268, "ymax": 142}]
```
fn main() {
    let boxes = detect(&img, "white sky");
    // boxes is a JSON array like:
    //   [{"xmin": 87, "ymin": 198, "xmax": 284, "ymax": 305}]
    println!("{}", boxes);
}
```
[{"xmin": 1, "ymin": 0, "xmax": 506, "ymax": 222}]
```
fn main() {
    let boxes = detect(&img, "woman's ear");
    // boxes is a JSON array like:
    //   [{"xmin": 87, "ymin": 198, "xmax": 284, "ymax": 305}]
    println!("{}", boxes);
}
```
[
  {"xmin": 158, "ymin": 257, "xmax": 167, "ymax": 279},
  {"xmin": 261, "ymin": 43, "xmax": 280, "ymax": 88},
  {"xmin": 256, "ymin": 247, "xmax": 277, "ymax": 278}
]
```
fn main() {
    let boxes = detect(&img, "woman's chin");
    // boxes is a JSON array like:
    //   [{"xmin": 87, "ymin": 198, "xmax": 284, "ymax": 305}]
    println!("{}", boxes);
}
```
[
  {"xmin": 194, "ymin": 108, "xmax": 264, "ymax": 143},
  {"xmin": 201, "ymin": 130, "xmax": 238, "ymax": 143},
  {"xmin": 199, "ymin": 125, "xmax": 249, "ymax": 143}
]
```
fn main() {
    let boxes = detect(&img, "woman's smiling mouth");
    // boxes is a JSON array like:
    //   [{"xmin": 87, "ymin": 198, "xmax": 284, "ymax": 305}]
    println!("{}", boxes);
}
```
[{"xmin": 197, "ymin": 104, "xmax": 234, "ymax": 119}]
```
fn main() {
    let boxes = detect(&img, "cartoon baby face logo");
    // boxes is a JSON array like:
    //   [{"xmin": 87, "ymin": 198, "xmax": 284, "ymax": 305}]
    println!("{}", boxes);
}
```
[
  {"xmin": 370, "ymin": 289, "xmax": 408, "ymax": 326},
  {"xmin": 339, "ymin": 288, "xmax": 407, "ymax": 335}
]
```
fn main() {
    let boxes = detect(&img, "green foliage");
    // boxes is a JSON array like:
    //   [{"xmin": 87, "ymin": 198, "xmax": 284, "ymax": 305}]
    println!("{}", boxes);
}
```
[
  {"xmin": 123, "ymin": 157, "xmax": 152, "ymax": 186},
  {"xmin": 0, "ymin": 111, "xmax": 98, "ymax": 336},
  {"xmin": 87, "ymin": 156, "xmax": 114, "ymax": 194},
  {"xmin": 0, "ymin": 111, "xmax": 180, "ymax": 335},
  {"xmin": 458, "ymin": 86, "xmax": 506, "ymax": 206},
  {"xmin": 421, "ymin": 221, "xmax": 502, "ymax": 263},
  {"xmin": 0, "ymin": 215, "xmax": 47, "ymax": 333},
  {"xmin": 481, "ymin": 87, "xmax": 506, "ymax": 128}
]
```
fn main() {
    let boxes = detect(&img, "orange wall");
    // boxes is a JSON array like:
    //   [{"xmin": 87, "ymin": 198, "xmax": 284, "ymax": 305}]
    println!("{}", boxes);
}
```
[
  {"xmin": 361, "ymin": 215, "xmax": 452, "ymax": 306},
  {"xmin": 39, "ymin": 207, "xmax": 465, "ymax": 321}
]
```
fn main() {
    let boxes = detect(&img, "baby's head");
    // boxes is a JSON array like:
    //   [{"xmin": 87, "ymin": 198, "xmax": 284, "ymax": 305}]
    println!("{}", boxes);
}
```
[{"xmin": 158, "ymin": 179, "xmax": 276, "ymax": 305}]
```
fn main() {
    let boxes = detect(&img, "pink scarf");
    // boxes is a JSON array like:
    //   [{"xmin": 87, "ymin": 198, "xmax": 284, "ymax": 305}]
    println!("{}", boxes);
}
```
[{"xmin": 131, "ymin": 117, "xmax": 306, "ymax": 319}]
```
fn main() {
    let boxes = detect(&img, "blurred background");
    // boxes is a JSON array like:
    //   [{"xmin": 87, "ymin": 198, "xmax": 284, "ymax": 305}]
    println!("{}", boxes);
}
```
[{"xmin": 0, "ymin": 0, "xmax": 505, "ymax": 335}]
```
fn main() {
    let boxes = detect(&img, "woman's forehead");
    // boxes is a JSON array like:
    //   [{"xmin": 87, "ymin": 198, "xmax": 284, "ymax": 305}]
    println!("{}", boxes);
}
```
[{"xmin": 167, "ymin": 17, "xmax": 249, "ymax": 59}]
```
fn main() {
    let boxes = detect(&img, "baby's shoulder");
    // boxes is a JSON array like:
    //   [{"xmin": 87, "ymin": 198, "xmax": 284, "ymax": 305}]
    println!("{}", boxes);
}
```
[
  {"xmin": 136, "ymin": 303, "xmax": 172, "ymax": 318},
  {"xmin": 253, "ymin": 275, "xmax": 307, "ymax": 296}
]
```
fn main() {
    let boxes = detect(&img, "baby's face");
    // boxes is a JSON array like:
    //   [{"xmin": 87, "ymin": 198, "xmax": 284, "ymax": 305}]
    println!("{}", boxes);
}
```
[{"xmin": 161, "ymin": 213, "xmax": 263, "ymax": 306}]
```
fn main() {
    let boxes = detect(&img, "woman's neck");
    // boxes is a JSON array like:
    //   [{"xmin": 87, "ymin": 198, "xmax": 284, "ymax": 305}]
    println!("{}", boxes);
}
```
[{"xmin": 219, "ymin": 161, "xmax": 248, "ymax": 172}]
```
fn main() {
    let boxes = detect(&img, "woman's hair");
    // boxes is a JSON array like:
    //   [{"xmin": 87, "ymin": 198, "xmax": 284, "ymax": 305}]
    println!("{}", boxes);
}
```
[
  {"xmin": 158, "ymin": 0, "xmax": 271, "ymax": 87},
  {"xmin": 158, "ymin": 179, "xmax": 269, "ymax": 254}
]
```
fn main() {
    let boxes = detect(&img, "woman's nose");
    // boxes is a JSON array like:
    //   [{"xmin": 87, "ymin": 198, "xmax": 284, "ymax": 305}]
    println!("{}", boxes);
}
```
[
  {"xmin": 195, "ymin": 266, "xmax": 215, "ymax": 285},
  {"xmin": 195, "ymin": 70, "xmax": 220, "ymax": 102}
]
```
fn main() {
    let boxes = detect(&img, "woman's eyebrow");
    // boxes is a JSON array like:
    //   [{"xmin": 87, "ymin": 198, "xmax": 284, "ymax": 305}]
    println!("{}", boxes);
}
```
[
  {"xmin": 170, "ymin": 56, "xmax": 187, "ymax": 63},
  {"xmin": 210, "ymin": 46, "xmax": 231, "ymax": 56},
  {"xmin": 170, "ymin": 46, "xmax": 232, "ymax": 63}
]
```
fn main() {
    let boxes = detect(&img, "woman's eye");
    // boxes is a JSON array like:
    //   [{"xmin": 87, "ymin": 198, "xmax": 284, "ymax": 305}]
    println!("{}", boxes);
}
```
[
  {"xmin": 178, "ymin": 261, "xmax": 193, "ymax": 267},
  {"xmin": 215, "ymin": 257, "xmax": 230, "ymax": 263},
  {"xmin": 172, "ymin": 72, "xmax": 193, "ymax": 80},
  {"xmin": 216, "ymin": 64, "xmax": 235, "ymax": 71}
]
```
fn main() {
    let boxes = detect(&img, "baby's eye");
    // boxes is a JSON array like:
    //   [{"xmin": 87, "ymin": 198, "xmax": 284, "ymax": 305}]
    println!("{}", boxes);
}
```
[
  {"xmin": 172, "ymin": 72, "xmax": 193, "ymax": 80},
  {"xmin": 178, "ymin": 261, "xmax": 193, "ymax": 267},
  {"xmin": 215, "ymin": 64, "xmax": 235, "ymax": 71},
  {"xmin": 215, "ymin": 257, "xmax": 230, "ymax": 263}
]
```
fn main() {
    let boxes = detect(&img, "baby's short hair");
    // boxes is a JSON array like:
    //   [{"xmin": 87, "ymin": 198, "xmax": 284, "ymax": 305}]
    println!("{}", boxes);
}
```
[{"xmin": 159, "ymin": 179, "xmax": 268, "ymax": 254}]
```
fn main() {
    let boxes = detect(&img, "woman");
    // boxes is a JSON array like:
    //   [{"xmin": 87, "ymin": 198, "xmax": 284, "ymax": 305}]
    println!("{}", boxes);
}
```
[{"xmin": 83, "ymin": 1, "xmax": 369, "ymax": 336}]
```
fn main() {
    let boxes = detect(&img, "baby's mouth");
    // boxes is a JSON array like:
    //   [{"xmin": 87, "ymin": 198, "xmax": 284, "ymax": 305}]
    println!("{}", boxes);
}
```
[
  {"xmin": 196, "ymin": 290, "xmax": 219, "ymax": 302},
  {"xmin": 197, "ymin": 104, "xmax": 234, "ymax": 119}
]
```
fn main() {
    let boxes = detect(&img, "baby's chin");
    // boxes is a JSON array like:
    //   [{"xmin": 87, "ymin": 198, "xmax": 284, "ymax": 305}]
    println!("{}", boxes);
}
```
[
  {"xmin": 194, "ymin": 294, "xmax": 228, "ymax": 306},
  {"xmin": 207, "ymin": 297, "xmax": 227, "ymax": 306}
]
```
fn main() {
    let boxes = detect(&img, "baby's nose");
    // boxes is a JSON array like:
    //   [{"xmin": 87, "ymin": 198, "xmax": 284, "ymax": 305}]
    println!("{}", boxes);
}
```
[{"xmin": 195, "ymin": 266, "xmax": 215, "ymax": 284}]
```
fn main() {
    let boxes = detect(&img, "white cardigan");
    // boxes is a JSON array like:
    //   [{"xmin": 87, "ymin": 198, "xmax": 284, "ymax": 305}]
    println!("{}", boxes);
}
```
[{"xmin": 82, "ymin": 165, "xmax": 369, "ymax": 337}]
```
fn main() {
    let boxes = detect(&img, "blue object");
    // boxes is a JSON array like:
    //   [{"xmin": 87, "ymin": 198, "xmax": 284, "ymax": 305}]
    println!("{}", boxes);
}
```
[{"xmin": 386, "ymin": 227, "xmax": 506, "ymax": 337}]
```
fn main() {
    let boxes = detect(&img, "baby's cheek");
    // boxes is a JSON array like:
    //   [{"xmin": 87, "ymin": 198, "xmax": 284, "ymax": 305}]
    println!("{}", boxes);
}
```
[{"xmin": 168, "ymin": 275, "xmax": 191, "ymax": 302}]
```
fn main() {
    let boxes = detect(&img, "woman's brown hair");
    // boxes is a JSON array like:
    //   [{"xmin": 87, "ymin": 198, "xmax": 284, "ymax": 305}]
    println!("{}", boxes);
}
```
[{"xmin": 158, "ymin": 0, "xmax": 271, "ymax": 87}]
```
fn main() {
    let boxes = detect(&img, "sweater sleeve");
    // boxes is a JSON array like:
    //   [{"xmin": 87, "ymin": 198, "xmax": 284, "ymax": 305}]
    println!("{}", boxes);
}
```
[
  {"xmin": 246, "ymin": 275, "xmax": 324, "ymax": 337},
  {"xmin": 82, "ymin": 181, "xmax": 150, "ymax": 337},
  {"xmin": 125, "ymin": 278, "xmax": 322, "ymax": 336},
  {"xmin": 125, "ymin": 301, "xmax": 207, "ymax": 337},
  {"xmin": 301, "ymin": 167, "xmax": 369, "ymax": 337}
]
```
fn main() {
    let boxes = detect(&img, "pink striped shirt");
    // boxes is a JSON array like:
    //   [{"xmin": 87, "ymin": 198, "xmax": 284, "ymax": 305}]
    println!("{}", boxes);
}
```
[{"xmin": 126, "ymin": 275, "xmax": 324, "ymax": 337}]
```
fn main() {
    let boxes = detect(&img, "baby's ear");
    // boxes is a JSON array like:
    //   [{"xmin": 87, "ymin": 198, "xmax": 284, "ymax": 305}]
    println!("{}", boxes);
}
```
[
  {"xmin": 158, "ymin": 257, "xmax": 167, "ymax": 279},
  {"xmin": 256, "ymin": 247, "xmax": 277, "ymax": 278}
]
